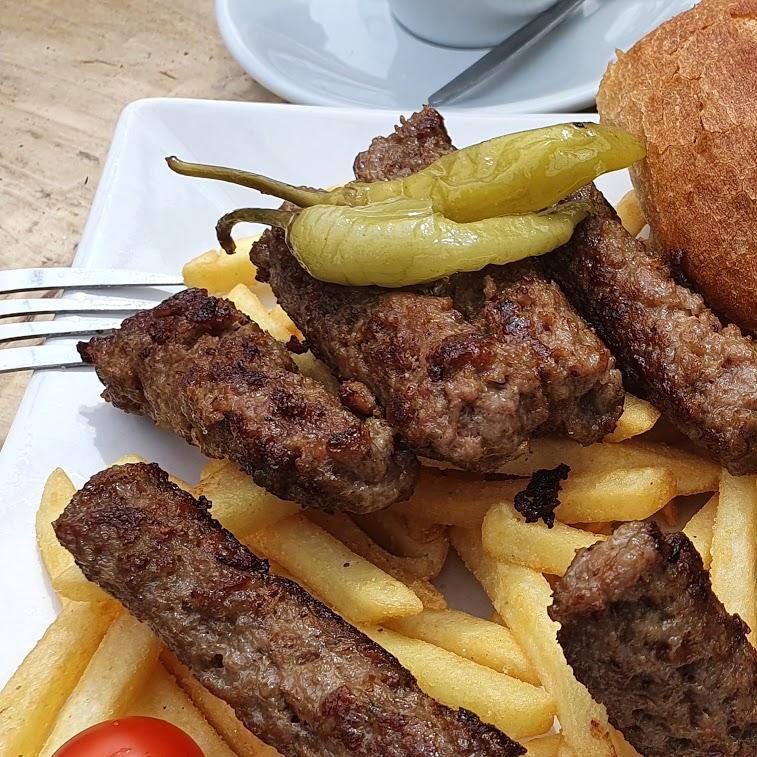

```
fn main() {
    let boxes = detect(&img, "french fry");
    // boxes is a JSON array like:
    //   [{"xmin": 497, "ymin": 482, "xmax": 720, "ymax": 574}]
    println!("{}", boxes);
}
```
[
  {"xmin": 353, "ymin": 508, "xmax": 449, "ymax": 579},
  {"xmin": 307, "ymin": 510, "xmax": 447, "ymax": 610},
  {"xmin": 451, "ymin": 527, "xmax": 617, "ymax": 756},
  {"xmin": 615, "ymin": 189, "xmax": 646, "ymax": 236},
  {"xmin": 577, "ymin": 522, "xmax": 613, "ymax": 536},
  {"xmin": 36, "ymin": 468, "xmax": 77, "ymax": 581},
  {"xmin": 395, "ymin": 468, "xmax": 521, "ymax": 527},
  {"xmin": 710, "ymin": 472, "xmax": 757, "ymax": 640},
  {"xmin": 127, "ymin": 662, "xmax": 237, "ymax": 757},
  {"xmin": 182, "ymin": 236, "xmax": 261, "ymax": 293},
  {"xmin": 554, "ymin": 467, "xmax": 676, "ymax": 524},
  {"xmin": 683, "ymin": 493, "xmax": 718, "ymax": 569},
  {"xmin": 248, "ymin": 513, "xmax": 423, "ymax": 623},
  {"xmin": 482, "ymin": 501, "xmax": 603, "ymax": 576},
  {"xmin": 604, "ymin": 394, "xmax": 661, "ymax": 443},
  {"xmin": 404, "ymin": 465, "xmax": 675, "ymax": 527},
  {"xmin": 524, "ymin": 734, "xmax": 563, "ymax": 756},
  {"xmin": 386, "ymin": 608, "xmax": 538, "ymax": 684},
  {"xmin": 0, "ymin": 601, "xmax": 117, "ymax": 757},
  {"xmin": 195, "ymin": 459, "xmax": 300, "ymax": 537},
  {"xmin": 499, "ymin": 438, "xmax": 719, "ymax": 496},
  {"xmin": 40, "ymin": 610, "xmax": 162, "ymax": 756},
  {"xmin": 53, "ymin": 562, "xmax": 111, "ymax": 603},
  {"xmin": 361, "ymin": 625, "xmax": 555, "ymax": 740},
  {"xmin": 161, "ymin": 650, "xmax": 281, "ymax": 756},
  {"xmin": 226, "ymin": 284, "xmax": 300, "ymax": 342}
]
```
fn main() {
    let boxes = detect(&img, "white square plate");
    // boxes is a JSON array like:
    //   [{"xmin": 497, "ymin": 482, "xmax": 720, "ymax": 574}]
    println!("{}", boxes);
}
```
[{"xmin": 0, "ymin": 99, "xmax": 632, "ymax": 687}]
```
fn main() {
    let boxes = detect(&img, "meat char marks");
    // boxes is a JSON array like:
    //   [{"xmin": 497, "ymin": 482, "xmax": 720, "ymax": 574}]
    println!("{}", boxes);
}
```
[
  {"xmin": 55, "ymin": 462, "xmax": 524, "ymax": 757},
  {"xmin": 252, "ymin": 107, "xmax": 623, "ymax": 470},
  {"xmin": 546, "ymin": 184, "xmax": 757, "ymax": 474},
  {"xmin": 551, "ymin": 521, "xmax": 757, "ymax": 756},
  {"xmin": 79, "ymin": 289, "xmax": 417, "ymax": 513}
]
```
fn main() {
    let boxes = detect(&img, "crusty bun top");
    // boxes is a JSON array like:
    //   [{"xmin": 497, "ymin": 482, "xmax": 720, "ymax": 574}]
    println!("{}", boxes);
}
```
[{"xmin": 597, "ymin": 0, "xmax": 757, "ymax": 333}]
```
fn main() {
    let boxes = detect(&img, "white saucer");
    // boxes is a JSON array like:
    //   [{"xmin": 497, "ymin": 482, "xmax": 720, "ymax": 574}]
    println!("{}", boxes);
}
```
[{"xmin": 216, "ymin": 0, "xmax": 695, "ymax": 112}]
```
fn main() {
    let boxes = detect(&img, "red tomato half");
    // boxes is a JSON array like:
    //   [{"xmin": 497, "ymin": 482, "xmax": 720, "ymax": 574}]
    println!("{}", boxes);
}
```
[{"xmin": 52, "ymin": 716, "xmax": 204, "ymax": 757}]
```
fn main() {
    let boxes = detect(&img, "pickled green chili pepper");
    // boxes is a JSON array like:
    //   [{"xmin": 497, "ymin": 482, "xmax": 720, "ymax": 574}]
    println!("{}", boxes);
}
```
[
  {"xmin": 167, "ymin": 122, "xmax": 643, "ymax": 223},
  {"xmin": 215, "ymin": 198, "xmax": 590, "ymax": 288}
]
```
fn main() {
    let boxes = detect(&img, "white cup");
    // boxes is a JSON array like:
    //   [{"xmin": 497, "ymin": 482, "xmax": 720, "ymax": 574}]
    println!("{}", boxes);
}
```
[{"xmin": 388, "ymin": 0, "xmax": 560, "ymax": 48}]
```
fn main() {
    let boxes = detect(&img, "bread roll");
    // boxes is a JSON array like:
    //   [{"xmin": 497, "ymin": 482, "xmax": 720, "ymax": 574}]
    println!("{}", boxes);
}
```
[{"xmin": 597, "ymin": 0, "xmax": 757, "ymax": 332}]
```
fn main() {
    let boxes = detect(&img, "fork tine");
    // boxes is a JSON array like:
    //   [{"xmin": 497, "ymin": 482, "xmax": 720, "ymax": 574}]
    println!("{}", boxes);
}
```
[
  {"xmin": 0, "ymin": 344, "xmax": 85, "ymax": 373},
  {"xmin": 0, "ymin": 268, "xmax": 183, "ymax": 294},
  {"xmin": 0, "ymin": 296, "xmax": 158, "ymax": 319},
  {"xmin": 0, "ymin": 318, "xmax": 122, "ymax": 344}
]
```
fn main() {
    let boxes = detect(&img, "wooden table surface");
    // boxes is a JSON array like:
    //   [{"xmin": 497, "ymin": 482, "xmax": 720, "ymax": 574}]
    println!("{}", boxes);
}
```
[{"xmin": 0, "ymin": 1, "xmax": 282, "ymax": 447}]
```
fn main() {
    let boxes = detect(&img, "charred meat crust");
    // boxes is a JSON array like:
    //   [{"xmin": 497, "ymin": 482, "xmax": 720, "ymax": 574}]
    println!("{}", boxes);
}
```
[
  {"xmin": 545, "ymin": 184, "xmax": 757, "ymax": 475},
  {"xmin": 512, "ymin": 463, "xmax": 570, "ymax": 528},
  {"xmin": 54, "ymin": 462, "xmax": 524, "ymax": 757},
  {"xmin": 550, "ymin": 521, "xmax": 757, "ymax": 757},
  {"xmin": 78, "ymin": 289, "xmax": 417, "ymax": 513}
]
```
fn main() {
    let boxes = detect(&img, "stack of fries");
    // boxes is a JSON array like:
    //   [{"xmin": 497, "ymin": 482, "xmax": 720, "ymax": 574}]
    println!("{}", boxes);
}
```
[{"xmin": 2, "ymin": 238, "xmax": 752, "ymax": 757}]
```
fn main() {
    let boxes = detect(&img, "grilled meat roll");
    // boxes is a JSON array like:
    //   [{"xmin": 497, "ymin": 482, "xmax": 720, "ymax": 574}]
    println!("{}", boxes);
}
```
[
  {"xmin": 545, "ymin": 184, "xmax": 757, "ymax": 474},
  {"xmin": 79, "ymin": 289, "xmax": 417, "ymax": 512},
  {"xmin": 551, "ymin": 521, "xmax": 757, "ymax": 757},
  {"xmin": 55, "ymin": 462, "xmax": 524, "ymax": 757}
]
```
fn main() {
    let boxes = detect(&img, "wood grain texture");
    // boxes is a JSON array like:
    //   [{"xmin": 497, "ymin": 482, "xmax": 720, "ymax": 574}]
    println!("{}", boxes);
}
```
[{"xmin": 0, "ymin": 0, "xmax": 282, "ymax": 446}]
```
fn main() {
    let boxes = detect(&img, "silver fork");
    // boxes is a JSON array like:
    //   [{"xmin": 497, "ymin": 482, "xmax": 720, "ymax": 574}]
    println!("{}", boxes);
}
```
[{"xmin": 0, "ymin": 268, "xmax": 183, "ymax": 374}]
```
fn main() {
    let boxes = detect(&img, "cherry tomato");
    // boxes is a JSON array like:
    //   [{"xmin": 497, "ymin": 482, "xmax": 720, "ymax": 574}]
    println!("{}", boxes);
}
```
[{"xmin": 52, "ymin": 716, "xmax": 204, "ymax": 757}]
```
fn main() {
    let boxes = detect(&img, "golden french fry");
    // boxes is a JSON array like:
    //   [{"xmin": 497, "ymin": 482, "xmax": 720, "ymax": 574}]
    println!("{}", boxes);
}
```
[
  {"xmin": 127, "ymin": 662, "xmax": 237, "ymax": 756},
  {"xmin": 683, "ymin": 493, "xmax": 718, "ymax": 569},
  {"xmin": 112, "ymin": 453, "xmax": 150, "ymax": 466},
  {"xmin": 615, "ymin": 189, "xmax": 646, "ymax": 236},
  {"xmin": 407, "ymin": 465, "xmax": 674, "ymax": 527},
  {"xmin": 307, "ymin": 510, "xmax": 447, "ymax": 610},
  {"xmin": 0, "ymin": 601, "xmax": 117, "ymax": 757},
  {"xmin": 710, "ymin": 472, "xmax": 757, "ymax": 640},
  {"xmin": 226, "ymin": 284, "xmax": 300, "ymax": 342},
  {"xmin": 554, "ymin": 467, "xmax": 676, "ymax": 524},
  {"xmin": 604, "ymin": 394, "xmax": 660, "ymax": 443},
  {"xmin": 53, "ymin": 562, "xmax": 111, "ymax": 603},
  {"xmin": 161, "ymin": 650, "xmax": 281, "ymax": 756},
  {"xmin": 248, "ymin": 514, "xmax": 423, "ymax": 623},
  {"xmin": 482, "ymin": 501, "xmax": 603, "ymax": 576},
  {"xmin": 395, "ymin": 468, "xmax": 521, "ymax": 527},
  {"xmin": 36, "ymin": 468, "xmax": 77, "ymax": 581},
  {"xmin": 195, "ymin": 459, "xmax": 299, "ymax": 537},
  {"xmin": 524, "ymin": 734, "xmax": 563, "ymax": 756},
  {"xmin": 353, "ymin": 508, "xmax": 449, "ymax": 579},
  {"xmin": 182, "ymin": 236, "xmax": 261, "ymax": 294},
  {"xmin": 40, "ymin": 610, "xmax": 162, "ymax": 756},
  {"xmin": 362, "ymin": 625, "xmax": 555, "ymax": 740},
  {"xmin": 386, "ymin": 608, "xmax": 538, "ymax": 684},
  {"xmin": 499, "ymin": 438, "xmax": 719, "ymax": 496},
  {"xmin": 576, "ymin": 522, "xmax": 613, "ymax": 536},
  {"xmin": 451, "ymin": 527, "xmax": 617, "ymax": 756}
]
